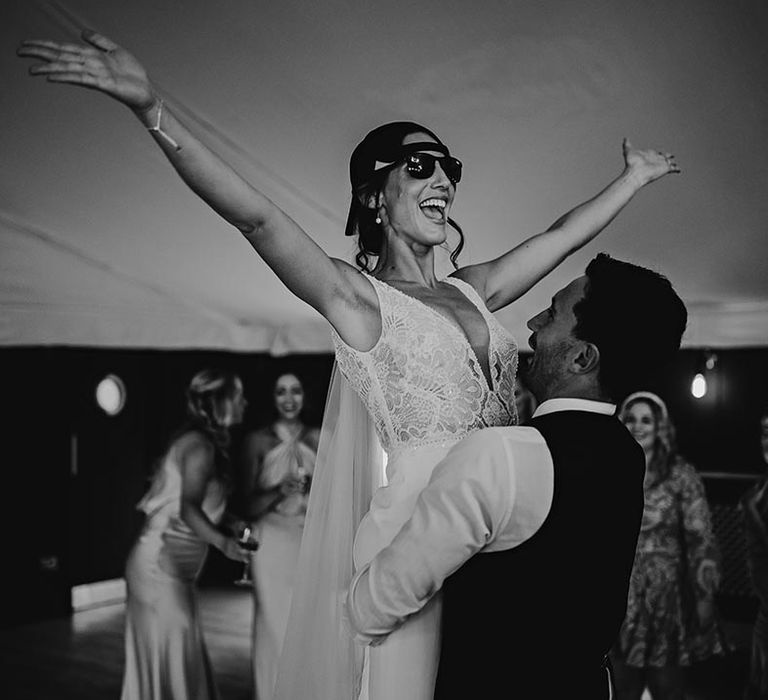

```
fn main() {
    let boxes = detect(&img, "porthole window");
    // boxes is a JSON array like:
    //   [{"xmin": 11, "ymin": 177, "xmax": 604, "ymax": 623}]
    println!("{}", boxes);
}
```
[{"xmin": 96, "ymin": 374, "xmax": 126, "ymax": 416}]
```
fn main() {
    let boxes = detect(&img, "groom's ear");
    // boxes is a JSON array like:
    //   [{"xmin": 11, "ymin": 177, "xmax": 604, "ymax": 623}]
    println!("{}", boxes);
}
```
[{"xmin": 572, "ymin": 341, "xmax": 600, "ymax": 375}]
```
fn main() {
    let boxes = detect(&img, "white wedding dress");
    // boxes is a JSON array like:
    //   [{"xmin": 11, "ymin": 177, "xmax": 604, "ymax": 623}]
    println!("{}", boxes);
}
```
[
  {"xmin": 273, "ymin": 273, "xmax": 518, "ymax": 700},
  {"xmin": 337, "ymin": 275, "xmax": 518, "ymax": 700}
]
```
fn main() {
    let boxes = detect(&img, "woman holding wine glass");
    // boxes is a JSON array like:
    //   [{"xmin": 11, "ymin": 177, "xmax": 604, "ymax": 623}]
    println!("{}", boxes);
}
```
[
  {"xmin": 241, "ymin": 372, "xmax": 320, "ymax": 700},
  {"xmin": 121, "ymin": 368, "xmax": 250, "ymax": 700}
]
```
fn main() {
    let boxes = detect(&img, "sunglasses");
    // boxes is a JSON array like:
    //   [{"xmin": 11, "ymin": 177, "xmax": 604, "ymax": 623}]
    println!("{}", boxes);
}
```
[{"xmin": 404, "ymin": 152, "xmax": 462, "ymax": 185}]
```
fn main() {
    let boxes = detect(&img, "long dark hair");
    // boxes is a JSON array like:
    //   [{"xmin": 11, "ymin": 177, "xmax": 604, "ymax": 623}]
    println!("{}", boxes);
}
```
[{"xmin": 268, "ymin": 370, "xmax": 309, "ymax": 423}]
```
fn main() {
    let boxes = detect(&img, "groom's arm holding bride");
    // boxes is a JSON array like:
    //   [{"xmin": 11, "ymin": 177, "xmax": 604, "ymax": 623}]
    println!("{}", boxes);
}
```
[{"xmin": 345, "ymin": 426, "xmax": 553, "ymax": 644}]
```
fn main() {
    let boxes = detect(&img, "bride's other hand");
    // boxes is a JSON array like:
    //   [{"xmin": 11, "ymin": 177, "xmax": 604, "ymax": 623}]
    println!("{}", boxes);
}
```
[
  {"xmin": 622, "ymin": 137, "xmax": 681, "ymax": 186},
  {"xmin": 17, "ymin": 30, "xmax": 156, "ymax": 114}
]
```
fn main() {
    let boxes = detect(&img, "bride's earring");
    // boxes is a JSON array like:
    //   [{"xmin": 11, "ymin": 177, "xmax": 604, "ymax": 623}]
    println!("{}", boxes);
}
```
[{"xmin": 375, "ymin": 215, "xmax": 382, "ymax": 225}]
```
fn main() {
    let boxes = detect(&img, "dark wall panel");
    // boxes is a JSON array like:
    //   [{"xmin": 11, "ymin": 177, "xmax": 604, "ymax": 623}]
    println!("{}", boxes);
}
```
[
  {"xmin": 0, "ymin": 347, "xmax": 334, "ymax": 626},
  {"xmin": 0, "ymin": 345, "xmax": 765, "ymax": 625}
]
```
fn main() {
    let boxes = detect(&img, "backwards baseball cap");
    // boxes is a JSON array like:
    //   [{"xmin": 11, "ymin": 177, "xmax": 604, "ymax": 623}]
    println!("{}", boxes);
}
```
[
  {"xmin": 349, "ymin": 121, "xmax": 447, "ymax": 188},
  {"xmin": 345, "ymin": 121, "xmax": 451, "ymax": 236}
]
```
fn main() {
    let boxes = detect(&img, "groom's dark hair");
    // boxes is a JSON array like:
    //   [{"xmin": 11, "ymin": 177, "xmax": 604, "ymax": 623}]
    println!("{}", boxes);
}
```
[{"xmin": 573, "ymin": 253, "xmax": 687, "ymax": 401}]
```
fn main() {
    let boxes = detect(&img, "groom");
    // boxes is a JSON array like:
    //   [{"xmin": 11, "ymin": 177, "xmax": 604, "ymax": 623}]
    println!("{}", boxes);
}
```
[{"xmin": 346, "ymin": 253, "xmax": 687, "ymax": 699}]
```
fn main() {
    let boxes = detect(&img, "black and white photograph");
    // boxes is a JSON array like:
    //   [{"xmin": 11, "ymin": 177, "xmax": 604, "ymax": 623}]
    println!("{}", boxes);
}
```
[{"xmin": 2, "ymin": 1, "xmax": 767, "ymax": 698}]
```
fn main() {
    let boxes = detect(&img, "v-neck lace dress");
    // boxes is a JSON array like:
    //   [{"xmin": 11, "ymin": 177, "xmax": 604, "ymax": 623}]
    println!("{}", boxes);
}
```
[{"xmin": 331, "ymin": 274, "xmax": 518, "ymax": 700}]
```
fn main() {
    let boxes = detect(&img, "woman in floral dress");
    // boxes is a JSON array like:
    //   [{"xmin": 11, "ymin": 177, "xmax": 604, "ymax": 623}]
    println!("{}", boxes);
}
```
[
  {"xmin": 612, "ymin": 391, "xmax": 727, "ymax": 700},
  {"xmin": 741, "ymin": 410, "xmax": 768, "ymax": 700}
]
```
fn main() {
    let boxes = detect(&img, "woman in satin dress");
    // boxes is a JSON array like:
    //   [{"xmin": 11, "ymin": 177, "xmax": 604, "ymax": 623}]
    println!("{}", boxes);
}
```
[
  {"xmin": 120, "ymin": 369, "xmax": 250, "ymax": 700},
  {"xmin": 19, "ymin": 32, "xmax": 681, "ymax": 700},
  {"xmin": 241, "ymin": 372, "xmax": 320, "ymax": 700}
]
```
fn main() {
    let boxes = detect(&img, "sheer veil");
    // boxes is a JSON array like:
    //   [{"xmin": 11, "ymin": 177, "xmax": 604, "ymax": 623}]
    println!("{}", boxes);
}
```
[{"xmin": 273, "ymin": 363, "xmax": 384, "ymax": 700}]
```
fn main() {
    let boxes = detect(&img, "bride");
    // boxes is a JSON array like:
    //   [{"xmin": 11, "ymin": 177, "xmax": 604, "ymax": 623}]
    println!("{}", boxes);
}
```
[{"xmin": 18, "ymin": 30, "xmax": 680, "ymax": 700}]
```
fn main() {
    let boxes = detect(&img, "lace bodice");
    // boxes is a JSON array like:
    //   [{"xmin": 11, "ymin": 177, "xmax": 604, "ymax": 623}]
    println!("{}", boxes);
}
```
[{"xmin": 331, "ymin": 275, "xmax": 517, "ymax": 453}]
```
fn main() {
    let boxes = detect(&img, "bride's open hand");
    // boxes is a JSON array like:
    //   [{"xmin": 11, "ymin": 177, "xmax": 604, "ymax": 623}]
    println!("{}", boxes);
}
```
[
  {"xmin": 17, "ymin": 30, "xmax": 156, "ymax": 114},
  {"xmin": 622, "ymin": 137, "xmax": 681, "ymax": 186}
]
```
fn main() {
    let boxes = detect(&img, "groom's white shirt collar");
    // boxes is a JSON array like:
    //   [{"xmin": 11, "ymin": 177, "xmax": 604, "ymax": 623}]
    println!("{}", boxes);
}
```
[{"xmin": 532, "ymin": 397, "xmax": 615, "ymax": 418}]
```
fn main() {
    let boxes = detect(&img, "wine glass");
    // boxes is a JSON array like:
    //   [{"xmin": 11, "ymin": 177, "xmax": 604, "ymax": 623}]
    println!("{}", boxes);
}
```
[{"xmin": 234, "ymin": 525, "xmax": 259, "ymax": 587}]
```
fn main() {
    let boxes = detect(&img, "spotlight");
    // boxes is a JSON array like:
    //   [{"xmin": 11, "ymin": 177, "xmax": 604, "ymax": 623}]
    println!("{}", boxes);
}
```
[
  {"xmin": 691, "ymin": 373, "xmax": 707, "ymax": 399},
  {"xmin": 96, "ymin": 374, "xmax": 126, "ymax": 416},
  {"xmin": 690, "ymin": 350, "xmax": 718, "ymax": 401}
]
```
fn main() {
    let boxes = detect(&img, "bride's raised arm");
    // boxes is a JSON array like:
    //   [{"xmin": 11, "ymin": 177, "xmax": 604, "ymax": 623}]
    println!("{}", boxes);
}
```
[
  {"xmin": 456, "ymin": 138, "xmax": 680, "ymax": 312},
  {"xmin": 17, "ymin": 30, "xmax": 369, "ymax": 335}
]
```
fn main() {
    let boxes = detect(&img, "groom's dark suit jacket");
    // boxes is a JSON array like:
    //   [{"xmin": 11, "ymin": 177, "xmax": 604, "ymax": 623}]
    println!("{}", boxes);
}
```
[{"xmin": 435, "ymin": 410, "xmax": 645, "ymax": 699}]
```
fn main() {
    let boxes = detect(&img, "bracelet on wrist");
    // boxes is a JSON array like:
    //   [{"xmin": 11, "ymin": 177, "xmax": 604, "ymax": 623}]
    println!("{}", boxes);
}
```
[{"xmin": 146, "ymin": 99, "xmax": 181, "ymax": 152}]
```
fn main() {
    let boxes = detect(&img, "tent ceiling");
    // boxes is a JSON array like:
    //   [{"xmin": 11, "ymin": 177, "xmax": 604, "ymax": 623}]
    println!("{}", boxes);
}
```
[{"xmin": 3, "ymin": 0, "xmax": 767, "ymax": 352}]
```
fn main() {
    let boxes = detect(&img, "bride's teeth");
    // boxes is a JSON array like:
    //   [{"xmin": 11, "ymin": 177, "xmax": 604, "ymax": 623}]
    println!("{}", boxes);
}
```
[{"xmin": 420, "ymin": 199, "xmax": 446, "ymax": 209}]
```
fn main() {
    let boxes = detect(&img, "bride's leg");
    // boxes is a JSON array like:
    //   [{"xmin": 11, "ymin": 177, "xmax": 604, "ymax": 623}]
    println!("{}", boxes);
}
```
[{"xmin": 367, "ymin": 593, "xmax": 442, "ymax": 700}]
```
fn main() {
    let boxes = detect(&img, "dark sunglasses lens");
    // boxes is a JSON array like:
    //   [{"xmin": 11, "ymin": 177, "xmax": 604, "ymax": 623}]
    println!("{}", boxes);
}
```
[
  {"xmin": 444, "ymin": 157, "xmax": 462, "ymax": 184},
  {"xmin": 406, "ymin": 154, "xmax": 462, "ymax": 184},
  {"xmin": 406, "ymin": 154, "xmax": 433, "ymax": 179}
]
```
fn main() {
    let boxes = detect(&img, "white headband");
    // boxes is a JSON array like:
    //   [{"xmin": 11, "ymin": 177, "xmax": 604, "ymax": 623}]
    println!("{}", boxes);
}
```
[{"xmin": 620, "ymin": 391, "xmax": 669, "ymax": 424}]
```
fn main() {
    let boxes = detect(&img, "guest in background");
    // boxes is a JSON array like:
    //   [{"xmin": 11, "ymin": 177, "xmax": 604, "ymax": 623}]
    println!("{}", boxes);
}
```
[
  {"xmin": 611, "ymin": 391, "xmax": 727, "ymax": 700},
  {"xmin": 740, "ymin": 410, "xmax": 768, "ymax": 700},
  {"xmin": 121, "ymin": 369, "xmax": 250, "ymax": 700},
  {"xmin": 241, "ymin": 372, "xmax": 320, "ymax": 700}
]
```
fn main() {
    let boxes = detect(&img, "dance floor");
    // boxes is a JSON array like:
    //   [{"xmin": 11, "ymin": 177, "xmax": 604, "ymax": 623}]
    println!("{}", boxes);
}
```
[
  {"xmin": 0, "ymin": 586, "xmax": 253, "ymax": 700},
  {"xmin": 0, "ymin": 584, "xmax": 756, "ymax": 699}
]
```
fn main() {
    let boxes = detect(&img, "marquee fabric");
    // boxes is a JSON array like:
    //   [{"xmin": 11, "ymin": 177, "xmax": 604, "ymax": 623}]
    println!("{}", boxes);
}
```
[{"xmin": 3, "ymin": 0, "xmax": 767, "ymax": 352}]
